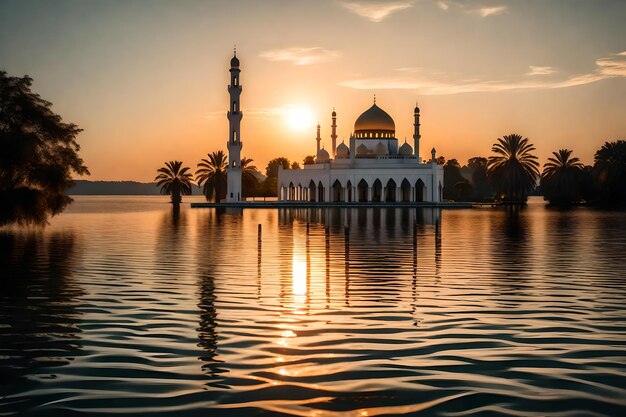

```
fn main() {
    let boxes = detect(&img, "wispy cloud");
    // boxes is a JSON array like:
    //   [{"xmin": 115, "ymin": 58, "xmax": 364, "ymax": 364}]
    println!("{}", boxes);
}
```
[
  {"xmin": 259, "ymin": 47, "xmax": 340, "ymax": 65},
  {"xmin": 338, "ymin": 52, "xmax": 626, "ymax": 95},
  {"xmin": 340, "ymin": 1, "xmax": 414, "ymax": 22},
  {"xmin": 437, "ymin": 1, "xmax": 507, "ymax": 18},
  {"xmin": 527, "ymin": 66, "xmax": 556, "ymax": 76},
  {"xmin": 474, "ymin": 5, "xmax": 507, "ymax": 17}
]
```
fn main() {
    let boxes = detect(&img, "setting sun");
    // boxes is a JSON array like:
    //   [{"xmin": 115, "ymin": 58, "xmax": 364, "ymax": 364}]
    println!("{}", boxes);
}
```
[{"xmin": 285, "ymin": 107, "xmax": 315, "ymax": 131}]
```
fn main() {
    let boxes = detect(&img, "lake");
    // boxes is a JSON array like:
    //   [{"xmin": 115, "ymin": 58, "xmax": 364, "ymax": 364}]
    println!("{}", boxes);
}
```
[{"xmin": 1, "ymin": 196, "xmax": 626, "ymax": 416}]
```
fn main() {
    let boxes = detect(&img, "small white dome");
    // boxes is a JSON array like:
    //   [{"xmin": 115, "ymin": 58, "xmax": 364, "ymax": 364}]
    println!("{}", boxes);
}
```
[
  {"xmin": 336, "ymin": 141, "xmax": 349, "ymax": 158},
  {"xmin": 356, "ymin": 143, "xmax": 368, "ymax": 156},
  {"xmin": 374, "ymin": 141, "xmax": 388, "ymax": 155},
  {"xmin": 399, "ymin": 141, "xmax": 413, "ymax": 156},
  {"xmin": 317, "ymin": 148, "xmax": 330, "ymax": 162}
]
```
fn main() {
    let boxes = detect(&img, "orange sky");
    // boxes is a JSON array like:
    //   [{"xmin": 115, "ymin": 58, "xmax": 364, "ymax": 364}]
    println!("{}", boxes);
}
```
[{"xmin": 1, "ymin": 0, "xmax": 625, "ymax": 181}]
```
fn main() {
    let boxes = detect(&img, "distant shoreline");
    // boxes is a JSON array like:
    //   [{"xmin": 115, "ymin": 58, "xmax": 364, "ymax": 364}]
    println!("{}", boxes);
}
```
[{"xmin": 69, "ymin": 180, "xmax": 204, "ymax": 196}]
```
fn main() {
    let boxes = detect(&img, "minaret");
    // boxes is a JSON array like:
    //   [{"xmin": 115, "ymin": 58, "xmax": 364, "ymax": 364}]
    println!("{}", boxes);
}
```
[
  {"xmin": 413, "ymin": 102, "xmax": 421, "ymax": 160},
  {"xmin": 316, "ymin": 123, "xmax": 321, "ymax": 154},
  {"xmin": 331, "ymin": 108, "xmax": 337, "ymax": 158},
  {"xmin": 227, "ymin": 49, "xmax": 243, "ymax": 202}
]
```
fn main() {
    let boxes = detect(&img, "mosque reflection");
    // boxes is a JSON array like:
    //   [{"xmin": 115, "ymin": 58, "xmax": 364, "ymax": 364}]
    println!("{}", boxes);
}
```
[{"xmin": 274, "ymin": 207, "xmax": 442, "ymax": 311}]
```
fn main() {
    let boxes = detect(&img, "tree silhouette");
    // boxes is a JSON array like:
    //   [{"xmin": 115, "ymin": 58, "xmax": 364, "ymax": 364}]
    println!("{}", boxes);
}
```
[
  {"xmin": 155, "ymin": 161, "xmax": 193, "ymax": 204},
  {"xmin": 196, "ymin": 151, "xmax": 228, "ymax": 202},
  {"xmin": 467, "ymin": 157, "xmax": 493, "ymax": 201},
  {"xmin": 541, "ymin": 149, "xmax": 584, "ymax": 207},
  {"xmin": 593, "ymin": 140, "xmax": 626, "ymax": 206},
  {"xmin": 303, "ymin": 155, "xmax": 316, "ymax": 165},
  {"xmin": 265, "ymin": 157, "xmax": 290, "ymax": 178},
  {"xmin": 487, "ymin": 134, "xmax": 539, "ymax": 202},
  {"xmin": 240, "ymin": 156, "xmax": 259, "ymax": 197},
  {"xmin": 0, "ymin": 71, "xmax": 89, "ymax": 226}
]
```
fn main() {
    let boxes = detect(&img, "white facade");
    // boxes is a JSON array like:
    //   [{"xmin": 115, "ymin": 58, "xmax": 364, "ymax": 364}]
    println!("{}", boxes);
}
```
[
  {"xmin": 277, "ymin": 102, "xmax": 444, "ymax": 203},
  {"xmin": 226, "ymin": 51, "xmax": 242, "ymax": 202}
]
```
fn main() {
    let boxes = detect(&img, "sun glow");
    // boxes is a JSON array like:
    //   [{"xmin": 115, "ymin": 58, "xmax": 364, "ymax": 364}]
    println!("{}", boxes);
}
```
[{"xmin": 285, "ymin": 107, "xmax": 315, "ymax": 131}]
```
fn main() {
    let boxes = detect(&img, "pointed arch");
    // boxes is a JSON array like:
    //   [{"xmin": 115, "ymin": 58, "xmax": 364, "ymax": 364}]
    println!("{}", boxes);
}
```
[
  {"xmin": 358, "ymin": 179, "xmax": 368, "ymax": 202},
  {"xmin": 346, "ymin": 180, "xmax": 353, "ymax": 202},
  {"xmin": 385, "ymin": 178, "xmax": 397, "ymax": 202},
  {"xmin": 372, "ymin": 179, "xmax": 382, "ymax": 202},
  {"xmin": 332, "ymin": 179, "xmax": 343, "ymax": 202},
  {"xmin": 309, "ymin": 180, "xmax": 316, "ymax": 202},
  {"xmin": 401, "ymin": 178, "xmax": 411, "ymax": 202},
  {"xmin": 288, "ymin": 181, "xmax": 295, "ymax": 200},
  {"xmin": 318, "ymin": 181, "xmax": 325, "ymax": 202},
  {"xmin": 415, "ymin": 179, "xmax": 425, "ymax": 202}
]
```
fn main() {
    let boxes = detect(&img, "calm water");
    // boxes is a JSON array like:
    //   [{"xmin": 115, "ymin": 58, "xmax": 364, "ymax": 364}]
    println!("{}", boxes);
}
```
[{"xmin": 2, "ymin": 196, "xmax": 626, "ymax": 417}]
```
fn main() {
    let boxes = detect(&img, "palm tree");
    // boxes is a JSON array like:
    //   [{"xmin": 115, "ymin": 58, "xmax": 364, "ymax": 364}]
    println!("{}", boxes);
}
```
[
  {"xmin": 541, "ymin": 149, "xmax": 584, "ymax": 206},
  {"xmin": 196, "ymin": 151, "xmax": 228, "ymax": 202},
  {"xmin": 487, "ymin": 134, "xmax": 539, "ymax": 202},
  {"xmin": 593, "ymin": 140, "xmax": 626, "ymax": 205},
  {"xmin": 155, "ymin": 161, "xmax": 193, "ymax": 204},
  {"xmin": 240, "ymin": 157, "xmax": 259, "ymax": 198}
]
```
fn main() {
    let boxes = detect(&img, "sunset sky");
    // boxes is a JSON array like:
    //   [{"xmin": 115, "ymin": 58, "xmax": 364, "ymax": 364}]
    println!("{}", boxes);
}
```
[{"xmin": 1, "ymin": 0, "xmax": 625, "ymax": 181}]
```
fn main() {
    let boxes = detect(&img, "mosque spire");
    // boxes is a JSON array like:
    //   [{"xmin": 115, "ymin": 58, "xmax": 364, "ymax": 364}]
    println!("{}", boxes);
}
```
[
  {"xmin": 316, "ymin": 122, "xmax": 321, "ymax": 154},
  {"xmin": 413, "ymin": 100, "xmax": 421, "ymax": 160},
  {"xmin": 226, "ymin": 49, "xmax": 243, "ymax": 202},
  {"xmin": 331, "ymin": 108, "xmax": 337, "ymax": 158}
]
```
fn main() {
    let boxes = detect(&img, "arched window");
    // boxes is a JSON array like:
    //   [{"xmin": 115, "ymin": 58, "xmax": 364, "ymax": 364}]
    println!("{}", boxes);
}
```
[{"xmin": 232, "ymin": 161, "xmax": 237, "ymax": 167}]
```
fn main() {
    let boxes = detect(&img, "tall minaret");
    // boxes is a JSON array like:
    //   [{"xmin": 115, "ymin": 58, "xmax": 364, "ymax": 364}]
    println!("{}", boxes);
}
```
[
  {"xmin": 331, "ymin": 108, "xmax": 337, "ymax": 158},
  {"xmin": 316, "ymin": 123, "xmax": 321, "ymax": 154},
  {"xmin": 227, "ymin": 49, "xmax": 242, "ymax": 202},
  {"xmin": 413, "ymin": 102, "xmax": 421, "ymax": 161}
]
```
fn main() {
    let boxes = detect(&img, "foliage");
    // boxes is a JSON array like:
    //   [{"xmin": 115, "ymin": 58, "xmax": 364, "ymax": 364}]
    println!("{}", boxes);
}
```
[
  {"xmin": 467, "ymin": 157, "xmax": 493, "ymax": 201},
  {"xmin": 155, "ymin": 161, "xmax": 193, "ymax": 204},
  {"xmin": 435, "ymin": 156, "xmax": 445, "ymax": 165},
  {"xmin": 265, "ymin": 157, "xmax": 290, "ymax": 178},
  {"xmin": 303, "ymin": 155, "xmax": 316, "ymax": 165},
  {"xmin": 291, "ymin": 162, "xmax": 301, "ymax": 170},
  {"xmin": 195, "ymin": 151, "xmax": 227, "ymax": 202},
  {"xmin": 240, "ymin": 156, "xmax": 260, "ymax": 198},
  {"xmin": 443, "ymin": 159, "xmax": 465, "ymax": 200},
  {"xmin": 540, "ymin": 149, "xmax": 584, "ymax": 206},
  {"xmin": 593, "ymin": 140, "xmax": 626, "ymax": 206},
  {"xmin": 487, "ymin": 134, "xmax": 539, "ymax": 202},
  {"xmin": 0, "ymin": 71, "xmax": 90, "ymax": 226}
]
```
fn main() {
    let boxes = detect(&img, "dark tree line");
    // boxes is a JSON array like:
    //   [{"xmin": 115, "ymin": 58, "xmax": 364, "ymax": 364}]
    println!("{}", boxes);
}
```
[{"xmin": 0, "ymin": 71, "xmax": 89, "ymax": 226}]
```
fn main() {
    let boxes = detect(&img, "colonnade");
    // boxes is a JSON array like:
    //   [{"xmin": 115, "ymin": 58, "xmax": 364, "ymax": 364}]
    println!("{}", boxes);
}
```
[{"xmin": 279, "ymin": 179, "xmax": 428, "ymax": 203}]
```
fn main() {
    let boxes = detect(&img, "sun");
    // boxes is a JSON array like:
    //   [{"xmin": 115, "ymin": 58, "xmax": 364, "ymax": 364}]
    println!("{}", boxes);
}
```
[{"xmin": 285, "ymin": 107, "xmax": 315, "ymax": 131}]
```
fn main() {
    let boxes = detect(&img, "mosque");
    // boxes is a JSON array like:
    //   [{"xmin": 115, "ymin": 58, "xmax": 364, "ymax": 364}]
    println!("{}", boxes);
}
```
[
  {"xmin": 276, "ymin": 101, "xmax": 444, "ymax": 203},
  {"xmin": 225, "ymin": 51, "xmax": 444, "ymax": 204}
]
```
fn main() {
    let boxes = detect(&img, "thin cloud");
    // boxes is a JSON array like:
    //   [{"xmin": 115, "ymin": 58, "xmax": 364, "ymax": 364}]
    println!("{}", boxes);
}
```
[
  {"xmin": 338, "ymin": 52, "xmax": 626, "ymax": 95},
  {"xmin": 437, "ymin": 1, "xmax": 507, "ymax": 18},
  {"xmin": 527, "ymin": 66, "xmax": 556, "ymax": 76},
  {"xmin": 437, "ymin": 1, "xmax": 449, "ymax": 11},
  {"xmin": 474, "ymin": 5, "xmax": 507, "ymax": 17},
  {"xmin": 340, "ymin": 1, "xmax": 414, "ymax": 22},
  {"xmin": 259, "ymin": 47, "xmax": 340, "ymax": 65}
]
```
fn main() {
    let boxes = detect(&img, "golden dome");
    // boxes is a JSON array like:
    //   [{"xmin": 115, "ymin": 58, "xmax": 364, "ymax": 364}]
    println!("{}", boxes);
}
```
[{"xmin": 354, "ymin": 103, "xmax": 395, "ymax": 134}]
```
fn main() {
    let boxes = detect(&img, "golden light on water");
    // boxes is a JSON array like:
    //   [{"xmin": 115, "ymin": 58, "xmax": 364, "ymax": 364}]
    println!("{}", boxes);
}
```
[{"xmin": 292, "ymin": 257, "xmax": 307, "ymax": 296}]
